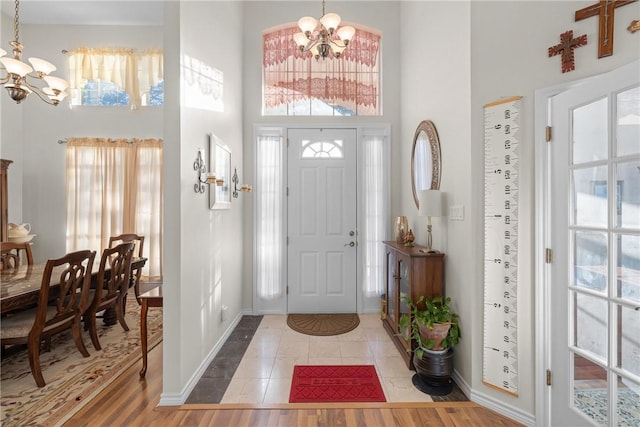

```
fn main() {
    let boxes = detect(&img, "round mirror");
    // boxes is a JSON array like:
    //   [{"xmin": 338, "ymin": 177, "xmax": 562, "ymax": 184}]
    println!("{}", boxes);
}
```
[{"xmin": 411, "ymin": 120, "xmax": 441, "ymax": 209}]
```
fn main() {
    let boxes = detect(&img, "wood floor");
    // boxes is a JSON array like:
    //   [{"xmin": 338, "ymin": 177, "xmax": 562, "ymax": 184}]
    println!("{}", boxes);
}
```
[{"xmin": 65, "ymin": 343, "xmax": 524, "ymax": 427}]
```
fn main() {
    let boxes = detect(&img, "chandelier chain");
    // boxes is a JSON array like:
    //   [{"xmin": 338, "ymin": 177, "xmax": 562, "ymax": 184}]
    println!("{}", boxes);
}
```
[
  {"xmin": 13, "ymin": 0, "xmax": 20, "ymax": 43},
  {"xmin": 322, "ymin": 0, "xmax": 325, "ymax": 16}
]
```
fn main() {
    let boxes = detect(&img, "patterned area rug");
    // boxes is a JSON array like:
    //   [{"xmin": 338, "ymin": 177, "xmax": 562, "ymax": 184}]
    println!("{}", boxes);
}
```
[
  {"xmin": 0, "ymin": 291, "xmax": 163, "ymax": 427},
  {"xmin": 287, "ymin": 313, "xmax": 360, "ymax": 336},
  {"xmin": 574, "ymin": 388, "xmax": 640, "ymax": 426},
  {"xmin": 289, "ymin": 365, "xmax": 386, "ymax": 403}
]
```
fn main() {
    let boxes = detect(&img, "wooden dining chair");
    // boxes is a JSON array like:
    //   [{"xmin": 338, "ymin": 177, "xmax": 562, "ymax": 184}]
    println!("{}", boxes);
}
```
[
  {"xmin": 86, "ymin": 242, "xmax": 134, "ymax": 351},
  {"xmin": 0, "ymin": 241, "xmax": 34, "ymax": 270},
  {"xmin": 0, "ymin": 249, "xmax": 96, "ymax": 387},
  {"xmin": 108, "ymin": 233, "xmax": 144, "ymax": 304}
]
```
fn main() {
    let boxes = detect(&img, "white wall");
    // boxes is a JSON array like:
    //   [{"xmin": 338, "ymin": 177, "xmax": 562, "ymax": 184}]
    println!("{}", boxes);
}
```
[
  {"xmin": 400, "ymin": 0, "xmax": 473, "ymax": 399},
  {"xmin": 161, "ymin": 0, "xmax": 245, "ymax": 400}
]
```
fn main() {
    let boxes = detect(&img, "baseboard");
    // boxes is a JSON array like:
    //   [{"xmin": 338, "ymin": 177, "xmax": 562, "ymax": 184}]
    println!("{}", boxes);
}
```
[
  {"xmin": 158, "ymin": 310, "xmax": 244, "ymax": 406},
  {"xmin": 249, "ymin": 308, "xmax": 286, "ymax": 315},
  {"xmin": 451, "ymin": 369, "xmax": 471, "ymax": 398},
  {"xmin": 451, "ymin": 371, "xmax": 534, "ymax": 426},
  {"xmin": 469, "ymin": 388, "xmax": 536, "ymax": 426}
]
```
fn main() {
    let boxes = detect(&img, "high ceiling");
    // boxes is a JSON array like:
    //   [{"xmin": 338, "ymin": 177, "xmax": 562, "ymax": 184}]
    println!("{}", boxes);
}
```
[{"xmin": 1, "ymin": 0, "xmax": 163, "ymax": 26}]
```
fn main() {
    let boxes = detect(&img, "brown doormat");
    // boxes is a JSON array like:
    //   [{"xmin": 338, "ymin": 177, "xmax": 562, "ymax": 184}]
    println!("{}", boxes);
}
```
[{"xmin": 287, "ymin": 313, "xmax": 360, "ymax": 336}]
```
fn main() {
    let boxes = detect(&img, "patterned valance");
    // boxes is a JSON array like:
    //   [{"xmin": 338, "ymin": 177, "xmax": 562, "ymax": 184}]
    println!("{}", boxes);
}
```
[
  {"xmin": 263, "ymin": 25, "xmax": 380, "ymax": 67},
  {"xmin": 262, "ymin": 24, "xmax": 381, "ymax": 114}
]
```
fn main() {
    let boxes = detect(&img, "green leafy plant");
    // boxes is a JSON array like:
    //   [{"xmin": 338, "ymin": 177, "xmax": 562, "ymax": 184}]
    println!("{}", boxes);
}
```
[{"xmin": 398, "ymin": 295, "xmax": 461, "ymax": 359}]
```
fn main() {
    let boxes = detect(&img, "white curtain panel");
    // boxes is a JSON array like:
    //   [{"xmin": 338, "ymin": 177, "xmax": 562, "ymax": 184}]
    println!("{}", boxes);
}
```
[
  {"xmin": 255, "ymin": 134, "xmax": 285, "ymax": 299},
  {"xmin": 362, "ymin": 134, "xmax": 388, "ymax": 297},
  {"xmin": 66, "ymin": 138, "xmax": 163, "ymax": 280}
]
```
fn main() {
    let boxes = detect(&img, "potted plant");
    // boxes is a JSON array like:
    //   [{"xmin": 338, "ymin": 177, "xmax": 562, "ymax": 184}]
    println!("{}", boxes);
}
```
[
  {"xmin": 398, "ymin": 295, "xmax": 461, "ymax": 394},
  {"xmin": 399, "ymin": 295, "xmax": 461, "ymax": 359}
]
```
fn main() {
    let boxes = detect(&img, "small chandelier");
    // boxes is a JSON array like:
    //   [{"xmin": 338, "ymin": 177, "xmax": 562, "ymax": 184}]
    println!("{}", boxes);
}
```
[
  {"xmin": 0, "ymin": 0, "xmax": 69, "ymax": 105},
  {"xmin": 293, "ymin": 0, "xmax": 356, "ymax": 60}
]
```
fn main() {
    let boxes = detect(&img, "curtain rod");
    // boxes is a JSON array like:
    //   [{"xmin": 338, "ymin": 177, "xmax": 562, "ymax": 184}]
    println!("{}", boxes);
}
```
[{"xmin": 58, "ymin": 138, "xmax": 138, "ymax": 144}]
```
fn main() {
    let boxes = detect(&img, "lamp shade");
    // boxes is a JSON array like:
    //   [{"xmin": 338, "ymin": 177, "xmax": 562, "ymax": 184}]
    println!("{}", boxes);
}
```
[
  {"xmin": 0, "ymin": 57, "xmax": 33, "ymax": 76},
  {"xmin": 43, "ymin": 75, "xmax": 70, "ymax": 91},
  {"xmin": 419, "ymin": 190, "xmax": 443, "ymax": 217},
  {"xmin": 28, "ymin": 57, "xmax": 56, "ymax": 75},
  {"xmin": 336, "ymin": 25, "xmax": 356, "ymax": 43},
  {"xmin": 0, "ymin": 48, "xmax": 6, "ymax": 57},
  {"xmin": 298, "ymin": 16, "xmax": 318, "ymax": 33},
  {"xmin": 293, "ymin": 32, "xmax": 309, "ymax": 49},
  {"xmin": 331, "ymin": 44, "xmax": 346, "ymax": 57},
  {"xmin": 320, "ymin": 13, "xmax": 341, "ymax": 32}
]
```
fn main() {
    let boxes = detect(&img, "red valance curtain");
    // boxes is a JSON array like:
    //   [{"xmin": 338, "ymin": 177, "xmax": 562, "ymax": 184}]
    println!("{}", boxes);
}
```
[{"xmin": 263, "ymin": 24, "xmax": 381, "ymax": 114}]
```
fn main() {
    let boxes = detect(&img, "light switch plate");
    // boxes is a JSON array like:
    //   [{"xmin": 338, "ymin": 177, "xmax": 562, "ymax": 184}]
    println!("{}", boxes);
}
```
[{"xmin": 450, "ymin": 204, "xmax": 464, "ymax": 221}]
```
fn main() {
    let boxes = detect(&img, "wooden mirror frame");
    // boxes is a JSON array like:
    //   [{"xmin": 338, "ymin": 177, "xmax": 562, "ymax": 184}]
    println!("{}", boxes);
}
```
[{"xmin": 411, "ymin": 120, "xmax": 442, "ymax": 209}]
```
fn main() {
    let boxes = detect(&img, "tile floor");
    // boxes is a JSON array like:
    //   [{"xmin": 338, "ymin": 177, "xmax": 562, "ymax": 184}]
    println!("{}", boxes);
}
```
[{"xmin": 188, "ymin": 313, "xmax": 467, "ymax": 404}]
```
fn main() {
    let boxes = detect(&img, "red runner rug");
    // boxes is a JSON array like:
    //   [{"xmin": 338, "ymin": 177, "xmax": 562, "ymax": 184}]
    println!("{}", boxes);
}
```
[{"xmin": 289, "ymin": 365, "xmax": 386, "ymax": 403}]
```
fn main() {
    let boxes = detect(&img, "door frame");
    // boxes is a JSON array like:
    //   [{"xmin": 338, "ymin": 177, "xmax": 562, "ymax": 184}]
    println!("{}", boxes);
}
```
[
  {"xmin": 534, "ymin": 61, "xmax": 639, "ymax": 426},
  {"xmin": 252, "ymin": 123, "xmax": 390, "ymax": 316}
]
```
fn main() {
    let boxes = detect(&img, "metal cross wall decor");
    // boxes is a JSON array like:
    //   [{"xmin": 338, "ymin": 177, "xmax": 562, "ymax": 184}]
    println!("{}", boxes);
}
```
[
  {"xmin": 548, "ymin": 30, "xmax": 588, "ymax": 73},
  {"xmin": 575, "ymin": 0, "xmax": 638, "ymax": 58}
]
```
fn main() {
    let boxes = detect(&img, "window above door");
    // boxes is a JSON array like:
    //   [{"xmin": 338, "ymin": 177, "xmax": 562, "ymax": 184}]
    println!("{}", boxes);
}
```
[{"xmin": 262, "ymin": 24, "xmax": 381, "ymax": 116}]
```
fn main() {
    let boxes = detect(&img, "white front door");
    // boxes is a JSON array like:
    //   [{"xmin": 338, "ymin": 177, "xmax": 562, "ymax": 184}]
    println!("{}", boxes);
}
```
[
  {"xmin": 287, "ymin": 128, "xmax": 358, "ymax": 313},
  {"xmin": 548, "ymin": 61, "xmax": 639, "ymax": 426}
]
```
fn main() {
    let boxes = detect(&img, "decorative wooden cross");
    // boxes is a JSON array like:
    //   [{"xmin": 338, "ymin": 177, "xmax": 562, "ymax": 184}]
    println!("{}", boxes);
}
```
[
  {"xmin": 548, "ymin": 30, "xmax": 588, "ymax": 73},
  {"xmin": 575, "ymin": 0, "xmax": 638, "ymax": 58}
]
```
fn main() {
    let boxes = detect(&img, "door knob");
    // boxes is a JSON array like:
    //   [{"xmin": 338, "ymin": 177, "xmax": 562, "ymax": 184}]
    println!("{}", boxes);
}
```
[
  {"xmin": 344, "ymin": 241, "xmax": 355, "ymax": 247},
  {"xmin": 349, "ymin": 230, "xmax": 355, "ymax": 236}
]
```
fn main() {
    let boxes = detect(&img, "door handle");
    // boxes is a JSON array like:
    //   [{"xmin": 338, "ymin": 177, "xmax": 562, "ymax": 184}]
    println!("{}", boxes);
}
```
[{"xmin": 344, "ymin": 241, "xmax": 355, "ymax": 247}]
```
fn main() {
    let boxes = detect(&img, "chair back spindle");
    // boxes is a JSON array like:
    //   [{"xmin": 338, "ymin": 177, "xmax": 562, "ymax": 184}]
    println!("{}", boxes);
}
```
[{"xmin": 0, "ymin": 242, "xmax": 34, "ymax": 271}]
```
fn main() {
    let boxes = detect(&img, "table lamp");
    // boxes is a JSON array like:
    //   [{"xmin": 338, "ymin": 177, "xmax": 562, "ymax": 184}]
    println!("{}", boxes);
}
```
[{"xmin": 419, "ymin": 189, "xmax": 443, "ymax": 253}]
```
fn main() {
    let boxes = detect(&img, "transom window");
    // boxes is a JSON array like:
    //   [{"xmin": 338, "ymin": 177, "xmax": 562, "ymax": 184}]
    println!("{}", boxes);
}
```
[
  {"xmin": 262, "ymin": 24, "xmax": 381, "ymax": 116},
  {"xmin": 301, "ymin": 139, "xmax": 344, "ymax": 158}
]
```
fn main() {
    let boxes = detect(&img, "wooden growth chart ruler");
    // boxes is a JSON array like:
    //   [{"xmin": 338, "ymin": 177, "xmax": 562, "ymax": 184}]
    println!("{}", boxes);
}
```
[{"xmin": 482, "ymin": 96, "xmax": 521, "ymax": 396}]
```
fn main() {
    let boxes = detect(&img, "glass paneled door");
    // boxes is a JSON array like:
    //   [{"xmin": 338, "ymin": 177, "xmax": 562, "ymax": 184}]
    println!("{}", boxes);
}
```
[{"xmin": 548, "ymin": 61, "xmax": 640, "ymax": 426}]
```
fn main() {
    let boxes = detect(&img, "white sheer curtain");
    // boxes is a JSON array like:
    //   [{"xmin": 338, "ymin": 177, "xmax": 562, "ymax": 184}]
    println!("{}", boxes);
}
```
[
  {"xmin": 362, "ymin": 134, "xmax": 389, "ymax": 297},
  {"xmin": 255, "ymin": 134, "xmax": 285, "ymax": 299},
  {"xmin": 66, "ymin": 137, "xmax": 163, "ymax": 280}
]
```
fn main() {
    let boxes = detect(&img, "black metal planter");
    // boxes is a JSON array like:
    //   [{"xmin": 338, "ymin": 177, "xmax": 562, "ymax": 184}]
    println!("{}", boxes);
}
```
[{"xmin": 412, "ymin": 348, "xmax": 454, "ymax": 396}]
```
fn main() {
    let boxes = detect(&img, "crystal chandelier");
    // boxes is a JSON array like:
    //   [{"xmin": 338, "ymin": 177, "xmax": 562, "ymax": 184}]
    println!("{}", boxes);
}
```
[
  {"xmin": 293, "ymin": 0, "xmax": 356, "ymax": 60},
  {"xmin": 0, "ymin": 0, "xmax": 69, "ymax": 105}
]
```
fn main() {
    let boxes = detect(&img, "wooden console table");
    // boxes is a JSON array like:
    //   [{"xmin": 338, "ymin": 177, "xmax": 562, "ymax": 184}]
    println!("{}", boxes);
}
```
[
  {"xmin": 382, "ymin": 241, "xmax": 444, "ymax": 369},
  {"xmin": 139, "ymin": 286, "xmax": 162, "ymax": 378}
]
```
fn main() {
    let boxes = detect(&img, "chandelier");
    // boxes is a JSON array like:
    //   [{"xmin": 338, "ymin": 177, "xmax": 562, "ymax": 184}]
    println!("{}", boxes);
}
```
[
  {"xmin": 293, "ymin": 0, "xmax": 356, "ymax": 60},
  {"xmin": 0, "ymin": 0, "xmax": 69, "ymax": 105}
]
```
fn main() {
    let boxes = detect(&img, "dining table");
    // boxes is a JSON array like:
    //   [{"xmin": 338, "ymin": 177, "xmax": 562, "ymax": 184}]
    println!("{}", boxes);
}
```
[{"xmin": 0, "ymin": 257, "xmax": 148, "ymax": 317}]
